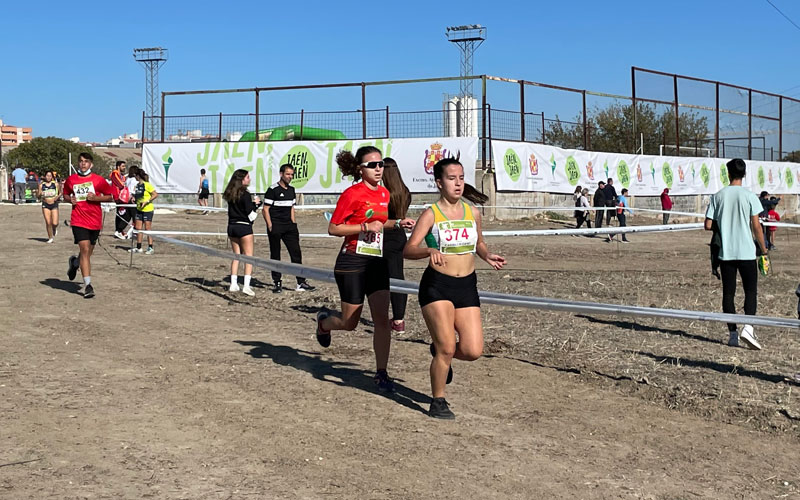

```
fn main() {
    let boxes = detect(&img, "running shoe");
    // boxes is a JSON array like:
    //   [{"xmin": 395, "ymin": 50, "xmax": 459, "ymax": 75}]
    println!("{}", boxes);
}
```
[
  {"xmin": 272, "ymin": 281, "xmax": 283, "ymax": 294},
  {"xmin": 145, "ymin": 247, "xmax": 154, "ymax": 255},
  {"xmin": 46, "ymin": 238, "xmax": 54, "ymax": 244},
  {"xmin": 67, "ymin": 255, "xmax": 79, "ymax": 281},
  {"xmin": 391, "ymin": 320, "xmax": 406, "ymax": 334},
  {"xmin": 316, "ymin": 310, "xmax": 331, "ymax": 347},
  {"xmin": 295, "ymin": 281, "xmax": 315, "ymax": 292},
  {"xmin": 229, "ymin": 282, "xmax": 240, "ymax": 292},
  {"xmin": 428, "ymin": 397, "xmax": 455, "ymax": 420},
  {"xmin": 83, "ymin": 284, "xmax": 95, "ymax": 299},
  {"xmin": 374, "ymin": 370, "xmax": 395, "ymax": 393},
  {"xmin": 727, "ymin": 331, "xmax": 740, "ymax": 347},
  {"xmin": 129, "ymin": 247, "xmax": 143, "ymax": 253},
  {"xmin": 114, "ymin": 231, "xmax": 125, "ymax": 239},
  {"xmin": 740, "ymin": 325, "xmax": 762, "ymax": 350},
  {"xmin": 242, "ymin": 285, "xmax": 255, "ymax": 297},
  {"xmin": 430, "ymin": 343, "xmax": 453, "ymax": 385}
]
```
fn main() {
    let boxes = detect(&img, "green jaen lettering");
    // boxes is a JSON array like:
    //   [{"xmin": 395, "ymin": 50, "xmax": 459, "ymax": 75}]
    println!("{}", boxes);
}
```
[
  {"xmin": 255, "ymin": 157, "xmax": 268, "ymax": 193},
  {"xmin": 321, "ymin": 141, "xmax": 351, "ymax": 188},
  {"xmin": 232, "ymin": 142, "xmax": 245, "ymax": 160},
  {"xmin": 197, "ymin": 143, "xmax": 212, "ymax": 166},
  {"xmin": 208, "ymin": 164, "xmax": 220, "ymax": 192}
]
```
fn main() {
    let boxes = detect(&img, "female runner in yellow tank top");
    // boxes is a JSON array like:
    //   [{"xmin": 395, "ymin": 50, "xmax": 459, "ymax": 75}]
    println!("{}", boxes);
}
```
[{"xmin": 404, "ymin": 158, "xmax": 506, "ymax": 419}]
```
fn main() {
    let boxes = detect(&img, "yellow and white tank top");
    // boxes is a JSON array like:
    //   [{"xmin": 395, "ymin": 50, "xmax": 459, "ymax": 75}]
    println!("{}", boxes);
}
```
[{"xmin": 425, "ymin": 201, "xmax": 478, "ymax": 255}]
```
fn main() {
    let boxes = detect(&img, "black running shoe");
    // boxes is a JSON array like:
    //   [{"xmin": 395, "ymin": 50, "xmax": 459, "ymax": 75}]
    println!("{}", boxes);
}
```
[
  {"xmin": 430, "ymin": 342, "xmax": 453, "ymax": 385},
  {"xmin": 272, "ymin": 281, "xmax": 283, "ymax": 294},
  {"xmin": 83, "ymin": 284, "xmax": 95, "ymax": 299},
  {"xmin": 316, "ymin": 310, "xmax": 331, "ymax": 347},
  {"xmin": 429, "ymin": 397, "xmax": 455, "ymax": 420},
  {"xmin": 374, "ymin": 370, "xmax": 395, "ymax": 393},
  {"xmin": 67, "ymin": 255, "xmax": 79, "ymax": 281}
]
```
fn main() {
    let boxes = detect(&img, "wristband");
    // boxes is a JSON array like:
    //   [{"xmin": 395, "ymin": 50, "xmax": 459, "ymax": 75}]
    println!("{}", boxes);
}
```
[{"xmin": 361, "ymin": 222, "xmax": 367, "ymax": 232}]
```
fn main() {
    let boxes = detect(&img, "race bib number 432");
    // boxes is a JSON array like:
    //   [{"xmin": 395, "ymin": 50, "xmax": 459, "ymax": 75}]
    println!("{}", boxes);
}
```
[
  {"xmin": 356, "ymin": 229, "xmax": 383, "ymax": 257},
  {"xmin": 73, "ymin": 181, "xmax": 95, "ymax": 202}
]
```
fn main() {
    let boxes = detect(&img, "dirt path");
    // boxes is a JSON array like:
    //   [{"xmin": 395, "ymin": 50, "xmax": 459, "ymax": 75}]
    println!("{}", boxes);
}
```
[{"xmin": 1, "ymin": 205, "xmax": 799, "ymax": 499}]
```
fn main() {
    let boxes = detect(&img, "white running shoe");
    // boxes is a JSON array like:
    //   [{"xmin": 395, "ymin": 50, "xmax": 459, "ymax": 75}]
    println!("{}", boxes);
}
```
[
  {"xmin": 241, "ymin": 285, "xmax": 255, "ymax": 297},
  {"xmin": 740, "ymin": 325, "xmax": 762, "ymax": 350},
  {"xmin": 46, "ymin": 238, "xmax": 54, "ymax": 244},
  {"xmin": 129, "ymin": 247, "xmax": 143, "ymax": 253},
  {"xmin": 114, "ymin": 231, "xmax": 125, "ymax": 239},
  {"xmin": 229, "ymin": 282, "xmax": 240, "ymax": 292}
]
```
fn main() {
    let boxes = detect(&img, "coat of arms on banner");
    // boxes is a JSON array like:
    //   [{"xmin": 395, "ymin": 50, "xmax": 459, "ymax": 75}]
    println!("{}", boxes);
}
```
[
  {"xmin": 424, "ymin": 143, "xmax": 447, "ymax": 175},
  {"xmin": 586, "ymin": 161, "xmax": 594, "ymax": 180},
  {"xmin": 678, "ymin": 165, "xmax": 685, "ymax": 183},
  {"xmin": 529, "ymin": 155, "xmax": 539, "ymax": 176},
  {"xmin": 636, "ymin": 163, "xmax": 643, "ymax": 183}
]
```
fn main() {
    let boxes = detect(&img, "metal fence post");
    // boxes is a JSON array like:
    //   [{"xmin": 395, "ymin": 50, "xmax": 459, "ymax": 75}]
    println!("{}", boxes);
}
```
[
  {"xmin": 541, "ymin": 112, "xmax": 545, "ymax": 143},
  {"xmin": 779, "ymin": 96, "xmax": 783, "ymax": 160},
  {"xmin": 748, "ymin": 89, "xmax": 752, "ymax": 160},
  {"xmin": 255, "ymin": 90, "xmax": 260, "ymax": 141},
  {"xmin": 673, "ymin": 75, "xmax": 679, "ymax": 156},
  {"xmin": 361, "ymin": 83, "xmax": 367, "ymax": 139},
  {"xmin": 219, "ymin": 112, "xmax": 223, "ymax": 140},
  {"xmin": 385, "ymin": 105, "xmax": 389, "ymax": 138},
  {"xmin": 300, "ymin": 109, "xmax": 304, "ymax": 140},
  {"xmin": 481, "ymin": 75, "xmax": 487, "ymax": 171},
  {"xmin": 631, "ymin": 67, "xmax": 637, "ymax": 152},
  {"xmin": 520, "ymin": 81, "xmax": 525, "ymax": 142},
  {"xmin": 582, "ymin": 90, "xmax": 588, "ymax": 150},
  {"xmin": 141, "ymin": 111, "xmax": 145, "ymax": 143},
  {"xmin": 160, "ymin": 93, "xmax": 165, "ymax": 142},
  {"xmin": 715, "ymin": 83, "xmax": 720, "ymax": 158}
]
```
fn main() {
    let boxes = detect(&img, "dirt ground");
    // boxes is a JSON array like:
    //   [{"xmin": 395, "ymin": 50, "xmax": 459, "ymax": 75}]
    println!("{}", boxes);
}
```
[{"xmin": 2, "ymin": 203, "xmax": 800, "ymax": 499}]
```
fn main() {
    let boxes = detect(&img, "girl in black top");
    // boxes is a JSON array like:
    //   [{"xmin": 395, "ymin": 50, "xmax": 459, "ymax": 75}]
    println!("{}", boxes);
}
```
[
  {"xmin": 381, "ymin": 157, "xmax": 416, "ymax": 334},
  {"xmin": 39, "ymin": 171, "xmax": 60, "ymax": 243},
  {"xmin": 223, "ymin": 169, "xmax": 261, "ymax": 296}
]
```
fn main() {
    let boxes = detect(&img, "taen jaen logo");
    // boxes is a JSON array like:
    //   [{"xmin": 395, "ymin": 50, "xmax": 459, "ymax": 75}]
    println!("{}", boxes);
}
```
[
  {"xmin": 503, "ymin": 149, "xmax": 521, "ymax": 182},
  {"xmin": 282, "ymin": 145, "xmax": 316, "ymax": 189}
]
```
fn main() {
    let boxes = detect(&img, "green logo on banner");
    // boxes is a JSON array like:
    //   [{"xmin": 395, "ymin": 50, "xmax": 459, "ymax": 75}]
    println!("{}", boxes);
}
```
[
  {"xmin": 757, "ymin": 166, "xmax": 765, "ymax": 188},
  {"xmin": 786, "ymin": 167, "xmax": 794, "ymax": 189},
  {"xmin": 662, "ymin": 162, "xmax": 673, "ymax": 189},
  {"xmin": 162, "ymin": 147, "xmax": 173, "ymax": 182},
  {"xmin": 720, "ymin": 163, "xmax": 729, "ymax": 186},
  {"xmin": 281, "ymin": 145, "xmax": 316, "ymax": 189},
  {"xmin": 617, "ymin": 160, "xmax": 630, "ymax": 188},
  {"xmin": 504, "ymin": 149, "xmax": 521, "ymax": 182},
  {"xmin": 700, "ymin": 163, "xmax": 710, "ymax": 187},
  {"xmin": 565, "ymin": 156, "xmax": 580, "ymax": 186}
]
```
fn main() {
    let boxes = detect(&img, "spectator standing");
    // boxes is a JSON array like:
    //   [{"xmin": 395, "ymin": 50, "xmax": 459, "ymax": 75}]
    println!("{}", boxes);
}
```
[
  {"xmin": 660, "ymin": 188, "xmax": 672, "ymax": 224},
  {"xmin": 704, "ymin": 158, "xmax": 768, "ymax": 350},
  {"xmin": 765, "ymin": 198, "xmax": 780, "ymax": 250},
  {"xmin": 602, "ymin": 178, "xmax": 618, "ymax": 226},
  {"xmin": 12, "ymin": 164, "xmax": 27, "ymax": 204},
  {"xmin": 593, "ymin": 181, "xmax": 607, "ymax": 230},
  {"xmin": 574, "ymin": 188, "xmax": 592, "ymax": 229}
]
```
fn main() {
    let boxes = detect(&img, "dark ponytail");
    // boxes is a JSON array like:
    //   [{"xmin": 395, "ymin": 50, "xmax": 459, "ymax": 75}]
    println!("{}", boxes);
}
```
[
  {"xmin": 336, "ymin": 145, "xmax": 382, "ymax": 182},
  {"xmin": 433, "ymin": 158, "xmax": 488, "ymax": 205}
]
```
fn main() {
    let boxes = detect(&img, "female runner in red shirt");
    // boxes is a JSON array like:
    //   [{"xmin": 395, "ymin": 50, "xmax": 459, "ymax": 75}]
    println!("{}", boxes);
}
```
[{"xmin": 316, "ymin": 146, "xmax": 403, "ymax": 393}]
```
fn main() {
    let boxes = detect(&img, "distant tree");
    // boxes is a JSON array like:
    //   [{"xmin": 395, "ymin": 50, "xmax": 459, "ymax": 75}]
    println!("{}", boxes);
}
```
[
  {"xmin": 544, "ymin": 103, "xmax": 709, "ymax": 155},
  {"xmin": 782, "ymin": 150, "xmax": 800, "ymax": 162},
  {"xmin": 6, "ymin": 137, "xmax": 110, "ymax": 178}
]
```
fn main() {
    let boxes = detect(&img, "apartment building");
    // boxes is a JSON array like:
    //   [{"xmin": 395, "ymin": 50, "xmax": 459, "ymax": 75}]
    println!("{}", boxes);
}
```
[{"xmin": 0, "ymin": 119, "xmax": 33, "ymax": 147}]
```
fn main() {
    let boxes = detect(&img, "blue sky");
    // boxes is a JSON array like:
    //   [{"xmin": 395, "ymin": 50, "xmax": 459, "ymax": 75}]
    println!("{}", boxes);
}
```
[{"xmin": 2, "ymin": 0, "xmax": 799, "ymax": 142}]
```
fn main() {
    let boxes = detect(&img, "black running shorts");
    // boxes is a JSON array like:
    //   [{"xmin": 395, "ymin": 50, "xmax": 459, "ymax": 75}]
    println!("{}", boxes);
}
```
[
  {"xmin": 136, "ymin": 211, "xmax": 154, "ymax": 222},
  {"xmin": 418, "ymin": 266, "xmax": 480, "ymax": 309},
  {"xmin": 72, "ymin": 225, "xmax": 100, "ymax": 245},
  {"xmin": 334, "ymin": 252, "xmax": 390, "ymax": 305},
  {"xmin": 42, "ymin": 201, "xmax": 59, "ymax": 210},
  {"xmin": 227, "ymin": 223, "xmax": 254, "ymax": 239},
  {"xmin": 199, "ymin": 188, "xmax": 210, "ymax": 200}
]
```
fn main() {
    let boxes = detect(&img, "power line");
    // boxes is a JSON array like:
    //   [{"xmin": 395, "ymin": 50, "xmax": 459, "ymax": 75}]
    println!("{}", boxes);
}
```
[{"xmin": 765, "ymin": 0, "xmax": 800, "ymax": 32}]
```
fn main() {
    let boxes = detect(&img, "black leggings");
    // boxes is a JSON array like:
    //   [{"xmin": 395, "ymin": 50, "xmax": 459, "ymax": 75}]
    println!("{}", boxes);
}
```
[
  {"xmin": 115, "ymin": 207, "xmax": 132, "ymax": 232},
  {"xmin": 383, "ymin": 227, "xmax": 407, "ymax": 321},
  {"xmin": 575, "ymin": 213, "xmax": 591, "ymax": 229},
  {"xmin": 720, "ymin": 259, "xmax": 758, "ymax": 331}
]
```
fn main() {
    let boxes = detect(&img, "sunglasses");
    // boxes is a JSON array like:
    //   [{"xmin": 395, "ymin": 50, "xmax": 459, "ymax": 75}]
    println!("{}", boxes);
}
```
[{"xmin": 360, "ymin": 161, "xmax": 384, "ymax": 169}]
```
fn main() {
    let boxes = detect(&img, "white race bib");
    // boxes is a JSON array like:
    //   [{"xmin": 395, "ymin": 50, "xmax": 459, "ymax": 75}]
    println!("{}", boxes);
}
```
[
  {"xmin": 73, "ymin": 181, "xmax": 95, "ymax": 202},
  {"xmin": 356, "ymin": 228, "xmax": 383, "ymax": 257},
  {"xmin": 437, "ymin": 220, "xmax": 478, "ymax": 254}
]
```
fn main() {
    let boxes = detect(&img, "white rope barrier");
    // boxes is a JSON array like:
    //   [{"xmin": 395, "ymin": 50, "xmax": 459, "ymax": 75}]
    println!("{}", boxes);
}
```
[{"xmin": 142, "ymin": 234, "xmax": 800, "ymax": 330}]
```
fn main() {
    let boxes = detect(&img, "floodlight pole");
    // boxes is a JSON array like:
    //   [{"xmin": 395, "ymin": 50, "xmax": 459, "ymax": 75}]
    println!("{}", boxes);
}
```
[
  {"xmin": 446, "ymin": 25, "xmax": 486, "ymax": 137},
  {"xmin": 134, "ymin": 47, "xmax": 169, "ymax": 142}
]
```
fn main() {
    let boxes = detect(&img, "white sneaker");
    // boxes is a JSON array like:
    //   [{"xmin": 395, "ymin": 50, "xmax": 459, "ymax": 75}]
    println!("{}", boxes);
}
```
[
  {"xmin": 114, "ymin": 231, "xmax": 125, "ymax": 239},
  {"xmin": 46, "ymin": 238, "xmax": 54, "ymax": 244},
  {"xmin": 241, "ymin": 285, "xmax": 255, "ymax": 297},
  {"xmin": 229, "ymin": 282, "xmax": 240, "ymax": 292},
  {"xmin": 129, "ymin": 247, "xmax": 143, "ymax": 253},
  {"xmin": 740, "ymin": 325, "xmax": 762, "ymax": 350}
]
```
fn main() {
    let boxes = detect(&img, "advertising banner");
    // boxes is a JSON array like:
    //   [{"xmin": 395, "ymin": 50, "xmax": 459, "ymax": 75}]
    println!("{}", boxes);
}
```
[
  {"xmin": 493, "ymin": 141, "xmax": 800, "ymax": 195},
  {"xmin": 143, "ymin": 137, "xmax": 477, "ymax": 194}
]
